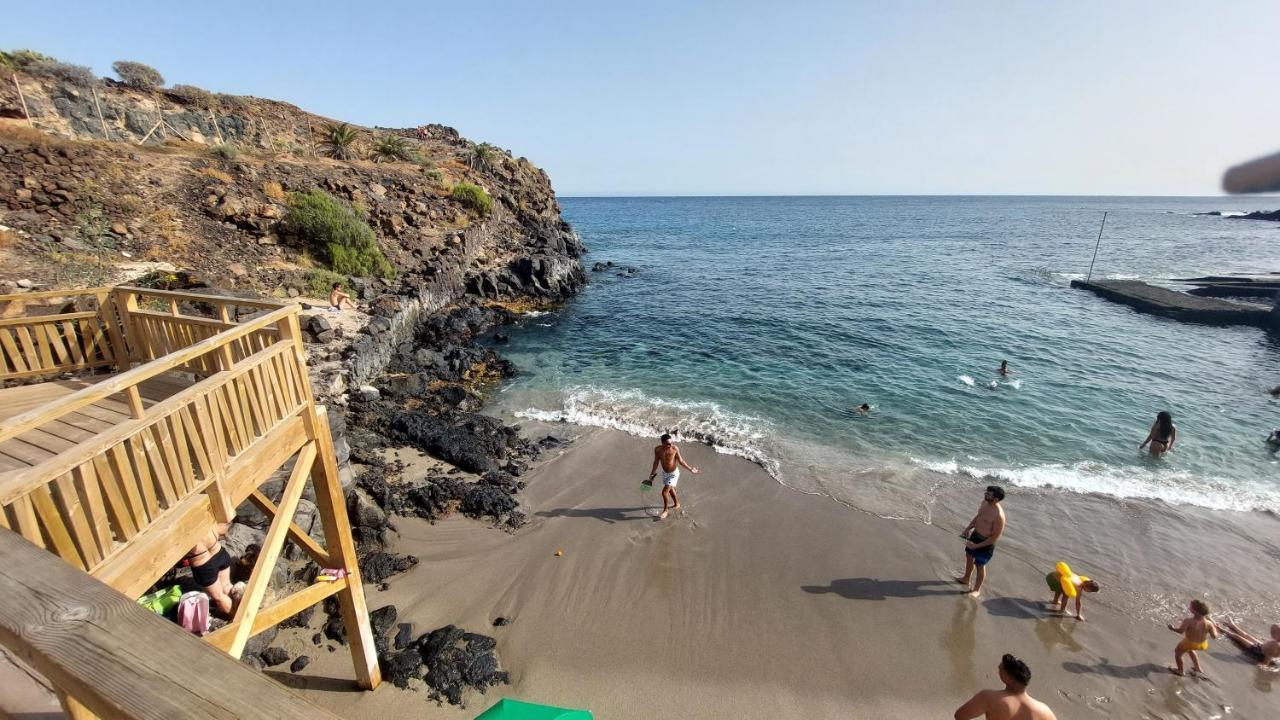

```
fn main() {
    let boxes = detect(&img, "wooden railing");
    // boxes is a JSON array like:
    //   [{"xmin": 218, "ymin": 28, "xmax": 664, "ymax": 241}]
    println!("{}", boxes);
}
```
[
  {"xmin": 0, "ymin": 304, "xmax": 301, "ymax": 572},
  {"xmin": 0, "ymin": 288, "xmax": 124, "ymax": 381},
  {"xmin": 0, "ymin": 526, "xmax": 344, "ymax": 720},
  {"xmin": 0, "ymin": 286, "xmax": 383, "ymax": 712}
]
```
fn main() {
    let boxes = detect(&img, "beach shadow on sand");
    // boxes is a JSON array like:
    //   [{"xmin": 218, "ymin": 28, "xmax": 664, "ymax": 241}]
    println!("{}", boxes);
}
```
[
  {"xmin": 265, "ymin": 671, "xmax": 364, "ymax": 694},
  {"xmin": 982, "ymin": 596, "xmax": 1044, "ymax": 619},
  {"xmin": 802, "ymin": 578, "xmax": 963, "ymax": 600},
  {"xmin": 1062, "ymin": 659, "xmax": 1167, "ymax": 680},
  {"xmin": 536, "ymin": 506, "xmax": 653, "ymax": 524}
]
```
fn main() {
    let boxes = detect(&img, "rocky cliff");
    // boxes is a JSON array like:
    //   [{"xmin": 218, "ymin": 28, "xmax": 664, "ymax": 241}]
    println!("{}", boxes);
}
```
[{"xmin": 0, "ymin": 73, "xmax": 585, "ymax": 303}]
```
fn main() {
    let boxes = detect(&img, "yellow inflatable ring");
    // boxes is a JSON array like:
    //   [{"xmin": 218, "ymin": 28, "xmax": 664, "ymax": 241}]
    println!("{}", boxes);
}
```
[{"xmin": 1056, "ymin": 561, "xmax": 1086, "ymax": 598}]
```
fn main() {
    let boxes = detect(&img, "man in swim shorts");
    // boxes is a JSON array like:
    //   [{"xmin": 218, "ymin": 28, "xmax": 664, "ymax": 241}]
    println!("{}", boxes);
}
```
[
  {"xmin": 956, "ymin": 485, "xmax": 1006, "ymax": 597},
  {"xmin": 647, "ymin": 432, "xmax": 698, "ymax": 520},
  {"xmin": 1221, "ymin": 618, "xmax": 1280, "ymax": 667}
]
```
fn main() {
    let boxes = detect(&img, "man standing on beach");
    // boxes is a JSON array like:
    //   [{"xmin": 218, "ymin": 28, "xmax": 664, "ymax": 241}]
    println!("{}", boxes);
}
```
[
  {"xmin": 953, "ymin": 654, "xmax": 1056, "ymax": 719},
  {"xmin": 956, "ymin": 485, "xmax": 1006, "ymax": 597},
  {"xmin": 647, "ymin": 433, "xmax": 698, "ymax": 520}
]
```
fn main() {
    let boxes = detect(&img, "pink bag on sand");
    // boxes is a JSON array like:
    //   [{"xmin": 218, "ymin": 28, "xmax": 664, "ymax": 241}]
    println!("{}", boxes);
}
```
[{"xmin": 177, "ymin": 591, "xmax": 210, "ymax": 636}]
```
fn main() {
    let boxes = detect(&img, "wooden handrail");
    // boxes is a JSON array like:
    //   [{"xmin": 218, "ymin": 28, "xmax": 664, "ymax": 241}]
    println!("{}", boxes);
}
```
[
  {"xmin": 0, "ymin": 287, "xmax": 111, "ymax": 303},
  {"xmin": 0, "ymin": 341, "xmax": 294, "ymax": 505},
  {"xmin": 0, "ymin": 310, "xmax": 99, "ymax": 327},
  {"xmin": 113, "ymin": 286, "xmax": 289, "ymax": 310},
  {"xmin": 0, "ymin": 304, "xmax": 296, "ymax": 444},
  {"xmin": 0, "ymin": 527, "xmax": 344, "ymax": 720}
]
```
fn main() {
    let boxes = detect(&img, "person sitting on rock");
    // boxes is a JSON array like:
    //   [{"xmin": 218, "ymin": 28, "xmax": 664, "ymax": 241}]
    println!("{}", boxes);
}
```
[{"xmin": 329, "ymin": 282, "xmax": 357, "ymax": 312}]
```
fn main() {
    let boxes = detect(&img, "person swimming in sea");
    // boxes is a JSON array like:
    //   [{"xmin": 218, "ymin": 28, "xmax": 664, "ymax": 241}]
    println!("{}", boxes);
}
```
[
  {"xmin": 856, "ymin": 403, "xmax": 871, "ymax": 416},
  {"xmin": 1139, "ymin": 410, "xmax": 1177, "ymax": 457},
  {"xmin": 997, "ymin": 360, "xmax": 1011, "ymax": 376}
]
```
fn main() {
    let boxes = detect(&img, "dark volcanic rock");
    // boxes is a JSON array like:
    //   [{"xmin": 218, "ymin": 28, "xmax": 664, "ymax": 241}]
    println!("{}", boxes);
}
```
[
  {"xmin": 261, "ymin": 647, "xmax": 290, "ymax": 667},
  {"xmin": 360, "ymin": 550, "xmax": 418, "ymax": 584},
  {"xmin": 382, "ymin": 647, "xmax": 424, "ymax": 689},
  {"xmin": 370, "ymin": 605, "xmax": 399, "ymax": 640},
  {"xmin": 417, "ymin": 625, "xmax": 508, "ymax": 706},
  {"xmin": 290, "ymin": 656, "xmax": 312, "ymax": 673},
  {"xmin": 394, "ymin": 622, "xmax": 415, "ymax": 650},
  {"xmin": 460, "ymin": 484, "xmax": 518, "ymax": 522},
  {"xmin": 323, "ymin": 614, "xmax": 347, "ymax": 645},
  {"xmin": 385, "ymin": 410, "xmax": 520, "ymax": 474}
]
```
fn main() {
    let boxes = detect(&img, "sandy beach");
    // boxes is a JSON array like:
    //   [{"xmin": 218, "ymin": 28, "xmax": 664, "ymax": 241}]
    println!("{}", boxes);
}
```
[{"xmin": 284, "ymin": 426, "xmax": 1280, "ymax": 719}]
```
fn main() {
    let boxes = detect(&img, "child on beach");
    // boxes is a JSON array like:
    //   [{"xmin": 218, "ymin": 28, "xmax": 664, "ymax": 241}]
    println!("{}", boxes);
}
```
[
  {"xmin": 1221, "ymin": 618, "xmax": 1280, "ymax": 667},
  {"xmin": 1045, "ymin": 566, "xmax": 1100, "ymax": 621},
  {"xmin": 1168, "ymin": 599, "xmax": 1219, "ymax": 676}
]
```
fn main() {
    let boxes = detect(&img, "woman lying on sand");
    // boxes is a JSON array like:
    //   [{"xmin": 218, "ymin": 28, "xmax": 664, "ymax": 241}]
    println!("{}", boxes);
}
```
[{"xmin": 1221, "ymin": 619, "xmax": 1280, "ymax": 667}]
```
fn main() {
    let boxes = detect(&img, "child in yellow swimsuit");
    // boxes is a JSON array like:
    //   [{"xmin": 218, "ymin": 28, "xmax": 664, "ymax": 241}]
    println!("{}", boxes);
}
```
[{"xmin": 1168, "ymin": 599, "xmax": 1219, "ymax": 677}]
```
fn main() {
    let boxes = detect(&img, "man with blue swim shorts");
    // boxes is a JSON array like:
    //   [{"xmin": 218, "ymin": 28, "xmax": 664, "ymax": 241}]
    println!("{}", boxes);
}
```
[{"xmin": 956, "ymin": 485, "xmax": 1006, "ymax": 597}]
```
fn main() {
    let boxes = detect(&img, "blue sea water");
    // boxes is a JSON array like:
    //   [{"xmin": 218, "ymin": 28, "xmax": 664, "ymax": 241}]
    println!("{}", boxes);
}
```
[{"xmin": 490, "ymin": 196, "xmax": 1280, "ymax": 515}]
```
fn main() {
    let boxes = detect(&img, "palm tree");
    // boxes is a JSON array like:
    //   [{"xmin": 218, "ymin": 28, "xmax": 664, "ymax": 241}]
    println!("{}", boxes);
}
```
[
  {"xmin": 370, "ymin": 134, "xmax": 416, "ymax": 163},
  {"xmin": 318, "ymin": 123, "xmax": 360, "ymax": 161},
  {"xmin": 468, "ymin": 142, "xmax": 499, "ymax": 173}
]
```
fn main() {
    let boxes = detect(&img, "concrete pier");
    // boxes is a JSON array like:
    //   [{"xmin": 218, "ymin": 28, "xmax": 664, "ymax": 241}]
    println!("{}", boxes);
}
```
[{"xmin": 1070, "ymin": 279, "xmax": 1276, "ymax": 328}]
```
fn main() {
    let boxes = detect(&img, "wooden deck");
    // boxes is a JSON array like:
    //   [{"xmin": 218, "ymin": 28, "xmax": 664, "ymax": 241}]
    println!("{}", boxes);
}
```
[
  {"xmin": 0, "ymin": 374, "xmax": 190, "ymax": 471},
  {"xmin": 0, "ymin": 286, "xmax": 382, "ymax": 717}
]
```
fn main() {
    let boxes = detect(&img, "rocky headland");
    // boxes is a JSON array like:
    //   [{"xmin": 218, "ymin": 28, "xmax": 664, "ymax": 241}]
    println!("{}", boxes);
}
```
[{"xmin": 0, "ymin": 52, "xmax": 586, "ymax": 706}]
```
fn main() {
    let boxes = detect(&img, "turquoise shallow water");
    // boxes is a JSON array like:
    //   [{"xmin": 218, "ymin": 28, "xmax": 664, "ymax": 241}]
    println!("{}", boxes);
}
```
[{"xmin": 490, "ymin": 196, "xmax": 1280, "ymax": 515}]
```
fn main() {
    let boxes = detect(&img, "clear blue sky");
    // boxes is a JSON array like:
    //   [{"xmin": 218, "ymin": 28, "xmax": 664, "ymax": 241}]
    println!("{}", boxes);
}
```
[{"xmin": 5, "ymin": 1, "xmax": 1278, "ymax": 196}]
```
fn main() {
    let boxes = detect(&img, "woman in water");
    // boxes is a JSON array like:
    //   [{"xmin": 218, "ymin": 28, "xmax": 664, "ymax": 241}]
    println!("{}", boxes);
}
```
[{"xmin": 1140, "ymin": 410, "xmax": 1177, "ymax": 457}]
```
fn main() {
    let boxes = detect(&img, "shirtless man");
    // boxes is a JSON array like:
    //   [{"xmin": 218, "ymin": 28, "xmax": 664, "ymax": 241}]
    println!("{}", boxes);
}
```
[
  {"xmin": 329, "ymin": 282, "xmax": 356, "ymax": 312},
  {"xmin": 186, "ymin": 523, "xmax": 235, "ymax": 616},
  {"xmin": 647, "ymin": 433, "xmax": 698, "ymax": 520},
  {"xmin": 954, "ymin": 654, "xmax": 1057, "ymax": 720},
  {"xmin": 1221, "ymin": 618, "xmax": 1280, "ymax": 667},
  {"xmin": 956, "ymin": 485, "xmax": 1006, "ymax": 597}
]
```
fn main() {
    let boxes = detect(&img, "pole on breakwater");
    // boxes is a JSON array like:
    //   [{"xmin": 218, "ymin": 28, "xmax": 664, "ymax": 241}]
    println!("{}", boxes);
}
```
[{"xmin": 1085, "ymin": 211, "xmax": 1108, "ymax": 283}]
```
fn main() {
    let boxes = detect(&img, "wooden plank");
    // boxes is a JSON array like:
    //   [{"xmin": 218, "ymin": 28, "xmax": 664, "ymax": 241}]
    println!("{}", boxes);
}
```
[
  {"xmin": 107, "ymin": 442, "xmax": 148, "ymax": 528},
  {"xmin": 123, "ymin": 436, "xmax": 160, "ymax": 516},
  {"xmin": 108, "ymin": 443, "xmax": 154, "ymax": 524},
  {"xmin": 10, "ymin": 495, "xmax": 42, "ymax": 548},
  {"xmin": 61, "ymin": 320, "xmax": 85, "ymax": 366},
  {"xmin": 32, "ymin": 324, "xmax": 55, "ymax": 370},
  {"xmin": 0, "ymin": 328, "xmax": 26, "ymax": 373},
  {"xmin": 214, "ymin": 385, "xmax": 246, "ymax": 454},
  {"xmin": 152, "ymin": 419, "xmax": 188, "ymax": 496},
  {"xmin": 227, "ymin": 442, "xmax": 316, "ymax": 658},
  {"xmin": 72, "ymin": 464, "xmax": 112, "ymax": 556},
  {"xmin": 167, "ymin": 412, "xmax": 196, "ymax": 494},
  {"xmin": 29, "ymin": 484, "xmax": 84, "ymax": 569},
  {"xmin": 139, "ymin": 425, "xmax": 179, "ymax": 508},
  {"xmin": 0, "ymin": 287, "xmax": 109, "ymax": 303},
  {"xmin": 51, "ymin": 472, "xmax": 103, "ymax": 567},
  {"xmin": 246, "ymin": 490, "xmax": 331, "ymax": 568},
  {"xmin": 42, "ymin": 323, "xmax": 71, "ymax": 366},
  {"xmin": 14, "ymin": 326, "xmax": 39, "ymax": 372},
  {"xmin": 206, "ymin": 578, "xmax": 345, "ymax": 652},
  {"xmin": 92, "ymin": 454, "xmax": 137, "ymax": 542},
  {"xmin": 222, "ymin": 411, "xmax": 308, "ymax": 504},
  {"xmin": 91, "ymin": 493, "xmax": 212, "ymax": 593},
  {"xmin": 0, "ymin": 528, "xmax": 348, "ymax": 720},
  {"xmin": 309, "ymin": 406, "xmax": 380, "ymax": 690},
  {"xmin": 113, "ymin": 285, "xmax": 286, "ymax": 310},
  {"xmin": 0, "ymin": 312, "xmax": 100, "ymax": 328}
]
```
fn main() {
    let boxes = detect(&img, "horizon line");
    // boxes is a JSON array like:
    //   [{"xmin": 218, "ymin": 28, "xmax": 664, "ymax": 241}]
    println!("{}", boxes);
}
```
[{"xmin": 557, "ymin": 192, "xmax": 1275, "ymax": 200}]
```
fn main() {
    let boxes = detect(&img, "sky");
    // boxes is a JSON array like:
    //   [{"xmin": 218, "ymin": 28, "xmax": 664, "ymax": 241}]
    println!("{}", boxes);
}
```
[{"xmin": 4, "ymin": 1, "xmax": 1278, "ymax": 196}]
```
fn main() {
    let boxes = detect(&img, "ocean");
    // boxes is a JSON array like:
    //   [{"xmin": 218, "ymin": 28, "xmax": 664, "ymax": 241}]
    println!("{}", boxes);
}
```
[{"xmin": 487, "ymin": 196, "xmax": 1280, "ymax": 517}]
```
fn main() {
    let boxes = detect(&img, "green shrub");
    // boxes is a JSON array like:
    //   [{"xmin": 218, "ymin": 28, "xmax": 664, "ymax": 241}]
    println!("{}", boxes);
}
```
[
  {"xmin": 280, "ymin": 190, "xmax": 393, "ymax": 278},
  {"xmin": 467, "ymin": 142, "xmax": 499, "ymax": 172},
  {"xmin": 318, "ymin": 122, "xmax": 359, "ymax": 161},
  {"xmin": 112, "ymin": 60, "xmax": 164, "ymax": 89},
  {"xmin": 422, "ymin": 168, "xmax": 444, "ymax": 184},
  {"xmin": 16, "ymin": 52, "xmax": 98, "ymax": 86},
  {"xmin": 370, "ymin": 134, "xmax": 416, "ymax": 163},
  {"xmin": 0, "ymin": 49, "xmax": 51, "ymax": 70},
  {"xmin": 304, "ymin": 269, "xmax": 349, "ymax": 298},
  {"xmin": 209, "ymin": 144, "xmax": 238, "ymax": 160},
  {"xmin": 451, "ymin": 183, "xmax": 492, "ymax": 216},
  {"xmin": 169, "ymin": 83, "xmax": 215, "ymax": 107}
]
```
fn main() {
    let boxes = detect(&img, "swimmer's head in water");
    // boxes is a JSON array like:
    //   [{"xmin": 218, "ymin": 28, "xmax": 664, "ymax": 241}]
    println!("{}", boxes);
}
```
[
  {"xmin": 1190, "ymin": 599, "xmax": 1210, "ymax": 617},
  {"xmin": 1081, "ymin": 579, "xmax": 1101, "ymax": 593},
  {"xmin": 985, "ymin": 485, "xmax": 1006, "ymax": 502},
  {"xmin": 999, "ymin": 654, "xmax": 1031, "ymax": 687},
  {"xmin": 859, "ymin": 403, "xmax": 871, "ymax": 411},
  {"xmin": 660, "ymin": 433, "xmax": 672, "ymax": 445},
  {"xmin": 1000, "ymin": 360, "xmax": 1008, "ymax": 369}
]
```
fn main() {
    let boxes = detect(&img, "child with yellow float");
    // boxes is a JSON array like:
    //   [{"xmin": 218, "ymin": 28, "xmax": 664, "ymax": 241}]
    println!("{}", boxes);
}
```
[{"xmin": 1046, "ymin": 561, "xmax": 1101, "ymax": 621}]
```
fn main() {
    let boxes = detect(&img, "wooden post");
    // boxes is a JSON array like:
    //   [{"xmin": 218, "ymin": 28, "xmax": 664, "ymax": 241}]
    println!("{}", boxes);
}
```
[
  {"xmin": 12, "ymin": 74, "xmax": 33, "ymax": 128},
  {"xmin": 208, "ymin": 108, "xmax": 226, "ymax": 145},
  {"xmin": 97, "ymin": 290, "xmax": 131, "ymax": 373},
  {"xmin": 90, "ymin": 87, "xmax": 109, "ymax": 139},
  {"xmin": 309, "ymin": 405, "xmax": 381, "ymax": 689},
  {"xmin": 137, "ymin": 119, "xmax": 163, "ymax": 145},
  {"xmin": 111, "ymin": 289, "xmax": 142, "ymax": 364}
]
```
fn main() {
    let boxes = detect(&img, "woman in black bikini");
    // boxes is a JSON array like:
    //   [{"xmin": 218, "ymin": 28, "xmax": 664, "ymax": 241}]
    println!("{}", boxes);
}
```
[
  {"xmin": 1140, "ymin": 410, "xmax": 1177, "ymax": 457},
  {"xmin": 186, "ymin": 523, "xmax": 235, "ymax": 616}
]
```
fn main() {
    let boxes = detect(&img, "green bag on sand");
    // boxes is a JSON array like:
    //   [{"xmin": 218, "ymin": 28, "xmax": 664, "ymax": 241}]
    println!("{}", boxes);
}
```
[
  {"xmin": 474, "ymin": 698, "xmax": 592, "ymax": 720},
  {"xmin": 137, "ymin": 585, "xmax": 183, "ymax": 614}
]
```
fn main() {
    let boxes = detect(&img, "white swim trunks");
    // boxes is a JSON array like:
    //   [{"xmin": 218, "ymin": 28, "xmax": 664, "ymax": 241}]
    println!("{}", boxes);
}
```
[{"xmin": 661, "ymin": 469, "xmax": 679, "ymax": 487}]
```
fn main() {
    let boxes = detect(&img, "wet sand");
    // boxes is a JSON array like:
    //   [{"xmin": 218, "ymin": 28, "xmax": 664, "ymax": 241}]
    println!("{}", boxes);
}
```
[{"xmin": 291, "ymin": 427, "xmax": 1280, "ymax": 718}]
